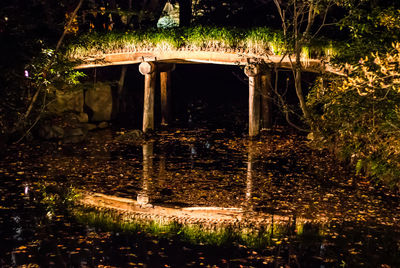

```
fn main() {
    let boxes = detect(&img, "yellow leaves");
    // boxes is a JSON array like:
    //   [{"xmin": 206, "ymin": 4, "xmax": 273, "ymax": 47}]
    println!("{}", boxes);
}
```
[
  {"xmin": 348, "ymin": 248, "xmax": 360, "ymax": 255},
  {"xmin": 374, "ymin": 55, "xmax": 382, "ymax": 65},
  {"xmin": 337, "ymin": 42, "xmax": 400, "ymax": 97},
  {"xmin": 359, "ymin": 55, "xmax": 368, "ymax": 64},
  {"xmin": 65, "ymin": 12, "xmax": 79, "ymax": 34},
  {"xmin": 379, "ymin": 10, "xmax": 400, "ymax": 30}
]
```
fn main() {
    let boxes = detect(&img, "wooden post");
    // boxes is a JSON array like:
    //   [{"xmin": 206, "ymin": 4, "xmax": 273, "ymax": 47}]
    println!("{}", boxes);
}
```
[
  {"xmin": 160, "ymin": 64, "xmax": 175, "ymax": 126},
  {"xmin": 260, "ymin": 71, "xmax": 273, "ymax": 130},
  {"xmin": 245, "ymin": 64, "xmax": 261, "ymax": 137},
  {"xmin": 139, "ymin": 62, "xmax": 156, "ymax": 133},
  {"xmin": 117, "ymin": 65, "xmax": 128, "ymax": 112},
  {"xmin": 160, "ymin": 71, "xmax": 170, "ymax": 126}
]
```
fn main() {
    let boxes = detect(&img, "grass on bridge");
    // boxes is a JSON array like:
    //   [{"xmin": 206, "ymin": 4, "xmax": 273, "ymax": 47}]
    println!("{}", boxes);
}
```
[{"xmin": 65, "ymin": 26, "xmax": 337, "ymax": 61}]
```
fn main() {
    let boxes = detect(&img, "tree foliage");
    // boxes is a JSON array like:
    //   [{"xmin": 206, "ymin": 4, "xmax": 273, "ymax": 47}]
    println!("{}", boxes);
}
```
[
  {"xmin": 0, "ymin": 0, "xmax": 87, "ymax": 140},
  {"xmin": 309, "ymin": 43, "xmax": 400, "ymax": 186},
  {"xmin": 305, "ymin": 0, "xmax": 400, "ymax": 187},
  {"xmin": 335, "ymin": 0, "xmax": 400, "ymax": 63}
]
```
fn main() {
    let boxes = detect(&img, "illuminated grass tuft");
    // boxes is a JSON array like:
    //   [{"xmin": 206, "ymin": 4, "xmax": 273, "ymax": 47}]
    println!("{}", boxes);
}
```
[{"xmin": 64, "ymin": 26, "xmax": 335, "ymax": 60}]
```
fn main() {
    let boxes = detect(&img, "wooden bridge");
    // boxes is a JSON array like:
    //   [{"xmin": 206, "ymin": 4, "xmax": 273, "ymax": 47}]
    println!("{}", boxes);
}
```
[{"xmin": 74, "ymin": 47, "xmax": 339, "ymax": 136}]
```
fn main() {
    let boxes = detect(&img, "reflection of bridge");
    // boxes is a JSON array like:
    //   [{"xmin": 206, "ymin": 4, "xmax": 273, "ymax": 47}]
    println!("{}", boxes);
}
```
[
  {"xmin": 77, "ymin": 140, "xmax": 327, "ymax": 228},
  {"xmin": 74, "ymin": 48, "xmax": 340, "ymax": 136},
  {"xmin": 78, "ymin": 192, "xmax": 326, "ymax": 228}
]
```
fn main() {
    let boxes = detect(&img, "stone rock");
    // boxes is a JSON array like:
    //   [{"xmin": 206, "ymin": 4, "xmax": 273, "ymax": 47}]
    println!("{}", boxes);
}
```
[
  {"xmin": 63, "ymin": 128, "xmax": 87, "ymax": 144},
  {"xmin": 97, "ymin": 121, "xmax": 109, "ymax": 129},
  {"xmin": 82, "ymin": 123, "xmax": 97, "ymax": 131},
  {"xmin": 85, "ymin": 82, "xmax": 113, "ymax": 122},
  {"xmin": 38, "ymin": 124, "xmax": 64, "ymax": 140},
  {"xmin": 115, "ymin": 129, "xmax": 143, "ymax": 143},
  {"xmin": 77, "ymin": 112, "xmax": 89, "ymax": 123},
  {"xmin": 63, "ymin": 135, "xmax": 85, "ymax": 144},
  {"xmin": 126, "ymin": 129, "xmax": 143, "ymax": 138},
  {"xmin": 48, "ymin": 89, "xmax": 84, "ymax": 114},
  {"xmin": 64, "ymin": 128, "xmax": 85, "ymax": 137}
]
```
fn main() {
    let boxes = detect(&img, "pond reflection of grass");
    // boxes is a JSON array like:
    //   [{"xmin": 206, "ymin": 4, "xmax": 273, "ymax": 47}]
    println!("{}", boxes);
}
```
[{"xmin": 71, "ymin": 206, "xmax": 321, "ymax": 250}]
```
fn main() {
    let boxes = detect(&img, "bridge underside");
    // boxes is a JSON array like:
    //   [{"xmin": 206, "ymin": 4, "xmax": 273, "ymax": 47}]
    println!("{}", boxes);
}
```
[
  {"xmin": 137, "ymin": 60, "xmax": 273, "ymax": 137},
  {"xmin": 75, "ymin": 50, "xmax": 335, "ymax": 137}
]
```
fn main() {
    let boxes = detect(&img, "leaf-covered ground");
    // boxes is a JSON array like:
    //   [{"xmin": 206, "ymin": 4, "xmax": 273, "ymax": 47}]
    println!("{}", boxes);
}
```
[{"xmin": 0, "ymin": 127, "xmax": 400, "ymax": 267}]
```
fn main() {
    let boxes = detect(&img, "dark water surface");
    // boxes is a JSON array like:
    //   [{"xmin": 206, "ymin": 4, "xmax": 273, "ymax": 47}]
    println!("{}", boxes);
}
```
[{"xmin": 1, "ymin": 127, "xmax": 400, "ymax": 267}]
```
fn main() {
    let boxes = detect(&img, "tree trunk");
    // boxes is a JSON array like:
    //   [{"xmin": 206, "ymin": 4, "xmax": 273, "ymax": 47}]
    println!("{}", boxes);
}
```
[
  {"xmin": 178, "ymin": 0, "xmax": 192, "ymax": 26},
  {"xmin": 294, "ymin": 42, "xmax": 310, "ymax": 121}
]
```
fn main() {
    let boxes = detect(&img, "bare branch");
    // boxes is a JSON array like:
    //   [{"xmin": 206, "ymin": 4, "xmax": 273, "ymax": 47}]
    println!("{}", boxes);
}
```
[
  {"xmin": 304, "ymin": 0, "xmax": 315, "ymax": 37},
  {"xmin": 273, "ymin": 0, "xmax": 287, "ymax": 35},
  {"xmin": 312, "ymin": 3, "xmax": 334, "ymax": 39},
  {"xmin": 272, "ymin": 66, "xmax": 309, "ymax": 132}
]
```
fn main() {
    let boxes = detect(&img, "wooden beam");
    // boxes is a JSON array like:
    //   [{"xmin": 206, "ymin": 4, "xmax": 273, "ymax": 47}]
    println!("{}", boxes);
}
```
[
  {"xmin": 260, "ymin": 72, "xmax": 273, "ymax": 130},
  {"xmin": 139, "ymin": 61, "xmax": 156, "ymax": 75},
  {"xmin": 244, "ymin": 64, "xmax": 260, "ymax": 77},
  {"xmin": 139, "ymin": 61, "xmax": 175, "ymax": 75},
  {"xmin": 142, "ymin": 72, "xmax": 156, "ymax": 133},
  {"xmin": 74, "ymin": 51, "xmax": 342, "ymax": 75}
]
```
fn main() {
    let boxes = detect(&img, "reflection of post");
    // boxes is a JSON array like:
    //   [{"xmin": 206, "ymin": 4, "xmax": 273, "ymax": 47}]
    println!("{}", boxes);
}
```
[
  {"xmin": 158, "ymin": 153, "xmax": 166, "ymax": 187},
  {"xmin": 246, "ymin": 141, "xmax": 256, "ymax": 211},
  {"xmin": 138, "ymin": 142, "xmax": 154, "ymax": 207}
]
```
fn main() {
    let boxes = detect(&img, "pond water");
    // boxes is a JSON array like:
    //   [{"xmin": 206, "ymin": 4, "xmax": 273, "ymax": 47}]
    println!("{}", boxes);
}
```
[{"xmin": 1, "ymin": 126, "xmax": 400, "ymax": 267}]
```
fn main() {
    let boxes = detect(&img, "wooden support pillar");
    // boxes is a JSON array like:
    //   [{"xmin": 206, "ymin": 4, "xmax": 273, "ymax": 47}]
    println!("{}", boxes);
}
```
[
  {"xmin": 260, "ymin": 71, "xmax": 273, "ymax": 130},
  {"xmin": 117, "ymin": 65, "xmax": 128, "ymax": 113},
  {"xmin": 140, "ymin": 62, "xmax": 156, "ymax": 133},
  {"xmin": 160, "ymin": 64, "xmax": 175, "ymax": 126},
  {"xmin": 143, "ymin": 72, "xmax": 156, "ymax": 133},
  {"xmin": 245, "ymin": 64, "xmax": 261, "ymax": 137},
  {"xmin": 140, "ymin": 62, "xmax": 175, "ymax": 132}
]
